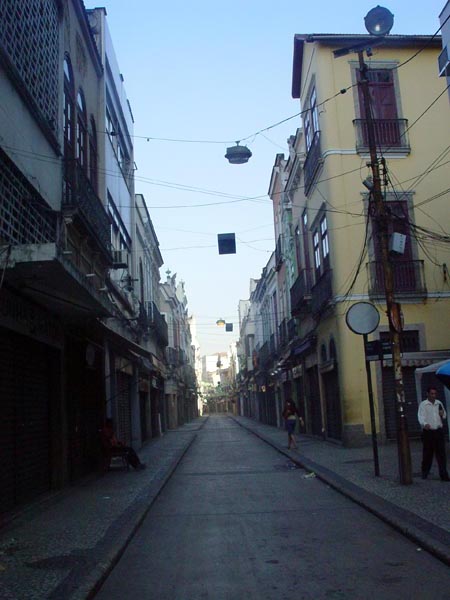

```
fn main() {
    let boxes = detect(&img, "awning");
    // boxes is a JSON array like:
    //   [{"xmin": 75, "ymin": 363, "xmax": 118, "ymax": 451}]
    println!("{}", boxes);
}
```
[
  {"xmin": 292, "ymin": 336, "xmax": 316, "ymax": 357},
  {"xmin": 414, "ymin": 358, "xmax": 450, "ymax": 405},
  {"xmin": 129, "ymin": 351, "xmax": 155, "ymax": 374},
  {"xmin": 97, "ymin": 321, "xmax": 153, "ymax": 358}
]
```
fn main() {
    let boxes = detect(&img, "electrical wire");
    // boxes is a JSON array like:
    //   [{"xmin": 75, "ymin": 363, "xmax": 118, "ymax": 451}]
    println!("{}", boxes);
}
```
[{"xmin": 4, "ymin": 76, "xmax": 449, "ymax": 213}]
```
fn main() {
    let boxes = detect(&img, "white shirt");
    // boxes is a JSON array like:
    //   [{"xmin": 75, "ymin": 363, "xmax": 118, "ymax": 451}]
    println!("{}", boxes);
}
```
[{"xmin": 417, "ymin": 399, "xmax": 446, "ymax": 430}]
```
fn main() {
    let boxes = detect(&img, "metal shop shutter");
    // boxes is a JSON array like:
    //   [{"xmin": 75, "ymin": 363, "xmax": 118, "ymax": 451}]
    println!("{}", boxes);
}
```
[{"xmin": 0, "ymin": 329, "xmax": 51, "ymax": 512}]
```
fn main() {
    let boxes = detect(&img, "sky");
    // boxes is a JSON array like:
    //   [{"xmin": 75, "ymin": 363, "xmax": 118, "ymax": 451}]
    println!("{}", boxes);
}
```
[{"xmin": 84, "ymin": 0, "xmax": 446, "ymax": 356}]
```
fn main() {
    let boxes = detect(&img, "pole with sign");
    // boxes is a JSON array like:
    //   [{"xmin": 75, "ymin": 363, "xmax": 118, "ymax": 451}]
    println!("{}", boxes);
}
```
[{"xmin": 346, "ymin": 302, "xmax": 381, "ymax": 476}]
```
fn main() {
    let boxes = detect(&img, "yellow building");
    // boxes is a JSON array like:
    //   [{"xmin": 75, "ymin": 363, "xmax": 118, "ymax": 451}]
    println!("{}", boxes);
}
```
[{"xmin": 288, "ymin": 33, "xmax": 450, "ymax": 446}]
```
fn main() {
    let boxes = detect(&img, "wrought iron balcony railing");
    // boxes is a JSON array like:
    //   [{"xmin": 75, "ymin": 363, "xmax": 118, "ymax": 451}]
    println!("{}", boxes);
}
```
[
  {"xmin": 166, "ymin": 346, "xmax": 178, "ymax": 366},
  {"xmin": 146, "ymin": 301, "xmax": 169, "ymax": 347},
  {"xmin": 367, "ymin": 260, "xmax": 426, "ymax": 298},
  {"xmin": 275, "ymin": 235, "xmax": 283, "ymax": 271},
  {"xmin": 311, "ymin": 269, "xmax": 333, "ymax": 316},
  {"xmin": 269, "ymin": 333, "xmax": 277, "ymax": 357},
  {"xmin": 290, "ymin": 268, "xmax": 313, "ymax": 315},
  {"xmin": 278, "ymin": 318, "xmax": 288, "ymax": 349},
  {"xmin": 258, "ymin": 341, "xmax": 269, "ymax": 368},
  {"xmin": 287, "ymin": 318, "xmax": 297, "ymax": 341},
  {"xmin": 353, "ymin": 119, "xmax": 410, "ymax": 153},
  {"xmin": 63, "ymin": 161, "xmax": 113, "ymax": 259}
]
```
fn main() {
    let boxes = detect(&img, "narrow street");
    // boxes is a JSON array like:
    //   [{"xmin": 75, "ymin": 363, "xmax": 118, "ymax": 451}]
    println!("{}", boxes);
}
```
[{"xmin": 94, "ymin": 415, "xmax": 450, "ymax": 600}]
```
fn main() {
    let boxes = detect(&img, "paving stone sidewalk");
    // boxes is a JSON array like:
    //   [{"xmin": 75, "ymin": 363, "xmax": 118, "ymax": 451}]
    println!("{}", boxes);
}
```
[
  {"xmin": 0, "ymin": 419, "xmax": 206, "ymax": 600},
  {"xmin": 1, "ymin": 414, "xmax": 448, "ymax": 600},
  {"xmin": 232, "ymin": 415, "xmax": 450, "ymax": 567}
]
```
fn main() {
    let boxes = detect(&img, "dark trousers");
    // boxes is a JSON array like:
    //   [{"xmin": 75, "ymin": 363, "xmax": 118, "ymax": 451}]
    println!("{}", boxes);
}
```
[
  {"xmin": 421, "ymin": 428, "xmax": 449, "ymax": 479},
  {"xmin": 122, "ymin": 447, "xmax": 142, "ymax": 469}
]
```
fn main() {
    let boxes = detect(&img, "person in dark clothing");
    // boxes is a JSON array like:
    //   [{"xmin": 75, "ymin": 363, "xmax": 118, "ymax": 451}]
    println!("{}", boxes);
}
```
[
  {"xmin": 417, "ymin": 387, "xmax": 449, "ymax": 481},
  {"xmin": 282, "ymin": 399, "xmax": 303, "ymax": 450},
  {"xmin": 100, "ymin": 418, "xmax": 146, "ymax": 470}
]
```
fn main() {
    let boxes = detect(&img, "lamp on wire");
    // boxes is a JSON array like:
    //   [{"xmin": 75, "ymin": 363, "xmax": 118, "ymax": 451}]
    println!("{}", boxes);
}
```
[{"xmin": 225, "ymin": 141, "xmax": 252, "ymax": 164}]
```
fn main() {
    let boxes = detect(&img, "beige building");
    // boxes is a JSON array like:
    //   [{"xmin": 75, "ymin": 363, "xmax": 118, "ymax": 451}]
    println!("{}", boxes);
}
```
[
  {"xmin": 286, "ymin": 33, "xmax": 450, "ymax": 445},
  {"xmin": 239, "ymin": 32, "xmax": 450, "ymax": 448}
]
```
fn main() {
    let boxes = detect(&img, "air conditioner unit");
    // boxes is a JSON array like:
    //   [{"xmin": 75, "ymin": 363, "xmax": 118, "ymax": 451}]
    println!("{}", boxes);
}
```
[
  {"xmin": 112, "ymin": 249, "xmax": 128, "ymax": 269},
  {"xmin": 438, "ymin": 46, "xmax": 450, "ymax": 77}
]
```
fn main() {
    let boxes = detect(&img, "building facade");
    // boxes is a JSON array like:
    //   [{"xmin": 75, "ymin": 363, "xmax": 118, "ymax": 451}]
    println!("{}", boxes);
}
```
[
  {"xmin": 0, "ymin": 0, "xmax": 195, "ymax": 515},
  {"xmin": 238, "ymin": 32, "xmax": 450, "ymax": 447}
]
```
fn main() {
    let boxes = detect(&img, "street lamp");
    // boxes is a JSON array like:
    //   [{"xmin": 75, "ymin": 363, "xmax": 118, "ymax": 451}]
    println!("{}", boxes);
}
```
[
  {"xmin": 225, "ymin": 141, "xmax": 252, "ymax": 164},
  {"xmin": 335, "ymin": 6, "xmax": 412, "ymax": 485},
  {"xmin": 364, "ymin": 5, "xmax": 394, "ymax": 36}
]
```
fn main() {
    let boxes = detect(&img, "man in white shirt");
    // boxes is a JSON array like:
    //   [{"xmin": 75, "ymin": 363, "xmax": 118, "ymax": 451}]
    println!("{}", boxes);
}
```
[{"xmin": 417, "ymin": 386, "xmax": 449, "ymax": 481}]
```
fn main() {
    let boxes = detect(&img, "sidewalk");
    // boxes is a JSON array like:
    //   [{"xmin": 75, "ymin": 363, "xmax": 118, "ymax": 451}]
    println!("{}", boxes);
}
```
[
  {"xmin": 232, "ymin": 415, "xmax": 450, "ymax": 567},
  {"xmin": 0, "ymin": 415, "xmax": 448, "ymax": 600},
  {"xmin": 0, "ymin": 419, "xmax": 206, "ymax": 600}
]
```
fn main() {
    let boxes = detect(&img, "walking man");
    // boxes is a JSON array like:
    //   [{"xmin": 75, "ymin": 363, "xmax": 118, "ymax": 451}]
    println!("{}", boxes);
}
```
[{"xmin": 417, "ymin": 387, "xmax": 449, "ymax": 481}]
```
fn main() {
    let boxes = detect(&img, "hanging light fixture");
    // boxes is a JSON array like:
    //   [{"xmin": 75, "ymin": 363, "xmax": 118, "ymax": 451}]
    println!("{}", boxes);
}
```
[
  {"xmin": 216, "ymin": 318, "xmax": 226, "ymax": 327},
  {"xmin": 364, "ymin": 5, "xmax": 394, "ymax": 36},
  {"xmin": 225, "ymin": 141, "xmax": 252, "ymax": 164}
]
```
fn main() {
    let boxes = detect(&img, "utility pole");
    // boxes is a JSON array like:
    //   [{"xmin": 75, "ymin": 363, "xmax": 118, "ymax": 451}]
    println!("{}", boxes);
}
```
[{"xmin": 358, "ymin": 51, "xmax": 412, "ymax": 485}]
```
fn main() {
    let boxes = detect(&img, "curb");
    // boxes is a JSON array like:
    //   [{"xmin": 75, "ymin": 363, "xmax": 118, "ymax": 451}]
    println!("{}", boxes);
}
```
[
  {"xmin": 232, "ymin": 416, "xmax": 450, "ymax": 568},
  {"xmin": 67, "ymin": 431, "xmax": 199, "ymax": 600}
]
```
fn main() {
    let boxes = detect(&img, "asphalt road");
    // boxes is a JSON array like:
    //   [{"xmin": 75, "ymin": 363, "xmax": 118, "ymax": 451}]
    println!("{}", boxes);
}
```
[{"xmin": 94, "ymin": 415, "xmax": 450, "ymax": 600}]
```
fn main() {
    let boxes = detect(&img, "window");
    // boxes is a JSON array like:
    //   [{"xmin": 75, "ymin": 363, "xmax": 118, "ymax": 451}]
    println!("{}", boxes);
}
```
[
  {"xmin": 76, "ymin": 90, "xmax": 87, "ymax": 170},
  {"xmin": 320, "ymin": 215, "xmax": 329, "ymax": 268},
  {"xmin": 355, "ymin": 67, "xmax": 408, "ymax": 150},
  {"xmin": 380, "ymin": 330, "xmax": 419, "ymax": 353},
  {"xmin": 313, "ymin": 212, "xmax": 330, "ymax": 279},
  {"xmin": 302, "ymin": 210, "xmax": 312, "ymax": 290},
  {"xmin": 370, "ymin": 199, "xmax": 419, "ymax": 293},
  {"xmin": 295, "ymin": 225, "xmax": 302, "ymax": 273},
  {"xmin": 303, "ymin": 85, "xmax": 322, "ymax": 194},
  {"xmin": 313, "ymin": 231, "xmax": 321, "ymax": 274},
  {"xmin": 89, "ymin": 117, "xmax": 98, "ymax": 192},
  {"xmin": 358, "ymin": 69, "xmax": 398, "ymax": 121},
  {"xmin": 63, "ymin": 56, "xmax": 74, "ymax": 158},
  {"xmin": 304, "ymin": 86, "xmax": 319, "ymax": 152}
]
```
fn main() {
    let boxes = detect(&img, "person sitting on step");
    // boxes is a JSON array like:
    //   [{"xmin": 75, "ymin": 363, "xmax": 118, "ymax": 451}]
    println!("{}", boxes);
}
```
[{"xmin": 99, "ymin": 418, "xmax": 146, "ymax": 471}]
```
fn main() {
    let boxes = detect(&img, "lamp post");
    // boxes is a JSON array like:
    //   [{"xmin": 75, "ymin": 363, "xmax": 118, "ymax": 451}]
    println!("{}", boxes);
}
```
[
  {"xmin": 335, "ymin": 6, "xmax": 412, "ymax": 484},
  {"xmin": 362, "ymin": 7, "xmax": 412, "ymax": 484}
]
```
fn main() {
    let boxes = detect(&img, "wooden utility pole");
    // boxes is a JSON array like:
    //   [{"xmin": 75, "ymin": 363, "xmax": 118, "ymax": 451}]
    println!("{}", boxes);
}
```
[{"xmin": 358, "ymin": 51, "xmax": 412, "ymax": 485}]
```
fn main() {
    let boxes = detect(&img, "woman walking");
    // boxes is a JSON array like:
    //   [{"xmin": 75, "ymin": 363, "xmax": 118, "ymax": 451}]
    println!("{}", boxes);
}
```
[{"xmin": 282, "ymin": 398, "xmax": 303, "ymax": 450}]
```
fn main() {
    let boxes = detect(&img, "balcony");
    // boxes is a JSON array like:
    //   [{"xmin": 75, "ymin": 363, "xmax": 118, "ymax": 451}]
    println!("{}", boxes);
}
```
[
  {"xmin": 275, "ymin": 235, "xmax": 283, "ymax": 271},
  {"xmin": 278, "ymin": 319, "xmax": 288, "ymax": 349},
  {"xmin": 311, "ymin": 269, "xmax": 333, "ymax": 316},
  {"xmin": 166, "ymin": 346, "xmax": 179, "ymax": 366},
  {"xmin": 258, "ymin": 341, "xmax": 269, "ymax": 368},
  {"xmin": 146, "ymin": 301, "xmax": 169, "ymax": 347},
  {"xmin": 63, "ymin": 161, "xmax": 113, "ymax": 260},
  {"xmin": 6, "ymin": 242, "xmax": 115, "ymax": 318},
  {"xmin": 290, "ymin": 268, "xmax": 313, "ymax": 315},
  {"xmin": 287, "ymin": 318, "xmax": 297, "ymax": 341},
  {"xmin": 353, "ymin": 119, "xmax": 410, "ymax": 154},
  {"xmin": 367, "ymin": 260, "xmax": 426, "ymax": 298},
  {"xmin": 303, "ymin": 131, "xmax": 322, "ymax": 195},
  {"xmin": 269, "ymin": 333, "xmax": 277, "ymax": 357},
  {"xmin": 179, "ymin": 348, "xmax": 186, "ymax": 365}
]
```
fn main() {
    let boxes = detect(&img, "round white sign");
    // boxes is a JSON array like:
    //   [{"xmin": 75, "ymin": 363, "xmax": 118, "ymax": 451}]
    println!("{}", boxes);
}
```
[{"xmin": 346, "ymin": 302, "xmax": 380, "ymax": 335}]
